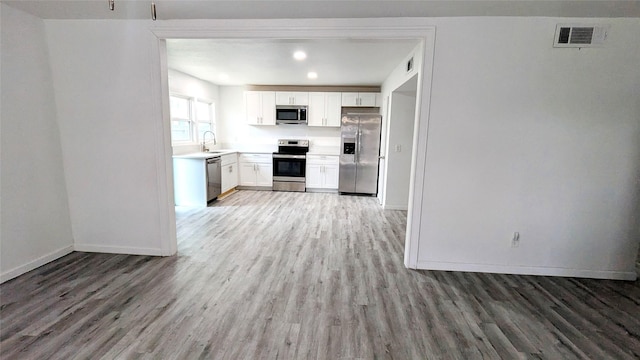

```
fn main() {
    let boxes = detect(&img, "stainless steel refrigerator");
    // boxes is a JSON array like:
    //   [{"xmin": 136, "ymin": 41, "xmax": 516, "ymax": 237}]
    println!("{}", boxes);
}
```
[{"xmin": 339, "ymin": 113, "xmax": 382, "ymax": 195}]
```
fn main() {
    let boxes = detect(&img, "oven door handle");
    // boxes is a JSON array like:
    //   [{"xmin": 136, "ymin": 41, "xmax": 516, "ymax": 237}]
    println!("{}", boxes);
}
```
[{"xmin": 273, "ymin": 154, "xmax": 306, "ymax": 159}]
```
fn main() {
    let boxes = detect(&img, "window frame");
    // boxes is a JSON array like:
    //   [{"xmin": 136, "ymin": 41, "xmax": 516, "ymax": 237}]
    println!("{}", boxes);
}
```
[{"xmin": 169, "ymin": 94, "xmax": 215, "ymax": 145}]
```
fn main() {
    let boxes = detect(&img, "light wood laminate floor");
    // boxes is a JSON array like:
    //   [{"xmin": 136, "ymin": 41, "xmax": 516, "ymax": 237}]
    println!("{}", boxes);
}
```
[{"xmin": 1, "ymin": 190, "xmax": 639, "ymax": 359}]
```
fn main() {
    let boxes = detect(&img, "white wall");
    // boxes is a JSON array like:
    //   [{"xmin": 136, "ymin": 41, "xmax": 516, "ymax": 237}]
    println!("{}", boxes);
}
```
[
  {"xmin": 168, "ymin": 69, "xmax": 220, "ymax": 155},
  {"xmin": 219, "ymin": 86, "xmax": 341, "ymax": 153},
  {"xmin": 44, "ymin": 20, "xmax": 174, "ymax": 256},
  {"xmin": 415, "ymin": 17, "xmax": 640, "ymax": 280},
  {"xmin": 0, "ymin": 4, "xmax": 74, "ymax": 282}
]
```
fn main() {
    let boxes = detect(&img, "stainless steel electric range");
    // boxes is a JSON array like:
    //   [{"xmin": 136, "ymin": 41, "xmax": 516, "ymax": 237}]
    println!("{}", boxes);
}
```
[{"xmin": 272, "ymin": 139, "xmax": 309, "ymax": 192}]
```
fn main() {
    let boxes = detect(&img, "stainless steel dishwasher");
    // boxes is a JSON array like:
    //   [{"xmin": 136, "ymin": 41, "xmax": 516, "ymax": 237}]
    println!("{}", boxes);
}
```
[{"xmin": 206, "ymin": 157, "xmax": 222, "ymax": 202}]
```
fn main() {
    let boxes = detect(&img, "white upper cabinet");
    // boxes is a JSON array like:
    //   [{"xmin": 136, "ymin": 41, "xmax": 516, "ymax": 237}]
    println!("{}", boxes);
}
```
[
  {"xmin": 245, "ymin": 91, "xmax": 276, "ymax": 125},
  {"xmin": 341, "ymin": 92, "xmax": 380, "ymax": 107},
  {"xmin": 308, "ymin": 92, "xmax": 342, "ymax": 127},
  {"xmin": 275, "ymin": 92, "xmax": 309, "ymax": 106}
]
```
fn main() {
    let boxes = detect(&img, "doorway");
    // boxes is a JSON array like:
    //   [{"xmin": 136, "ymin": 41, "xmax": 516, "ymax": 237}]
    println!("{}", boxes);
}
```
[
  {"xmin": 151, "ymin": 20, "xmax": 436, "ymax": 265},
  {"xmin": 382, "ymin": 74, "xmax": 418, "ymax": 210}
]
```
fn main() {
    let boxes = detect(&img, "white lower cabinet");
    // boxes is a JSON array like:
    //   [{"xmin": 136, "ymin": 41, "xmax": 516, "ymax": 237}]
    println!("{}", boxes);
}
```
[
  {"xmin": 239, "ymin": 153, "xmax": 273, "ymax": 187},
  {"xmin": 221, "ymin": 153, "xmax": 238, "ymax": 194},
  {"xmin": 306, "ymin": 155, "xmax": 339, "ymax": 190},
  {"xmin": 173, "ymin": 158, "xmax": 208, "ymax": 206}
]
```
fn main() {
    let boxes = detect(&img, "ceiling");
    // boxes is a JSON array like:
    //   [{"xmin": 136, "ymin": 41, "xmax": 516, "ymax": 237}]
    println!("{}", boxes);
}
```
[
  {"xmin": 4, "ymin": 0, "xmax": 640, "ymax": 19},
  {"xmin": 166, "ymin": 39, "xmax": 421, "ymax": 86}
]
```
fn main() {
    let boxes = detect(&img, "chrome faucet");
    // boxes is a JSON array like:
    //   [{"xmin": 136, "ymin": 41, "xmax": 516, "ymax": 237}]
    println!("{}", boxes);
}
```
[{"xmin": 201, "ymin": 131, "xmax": 217, "ymax": 152}]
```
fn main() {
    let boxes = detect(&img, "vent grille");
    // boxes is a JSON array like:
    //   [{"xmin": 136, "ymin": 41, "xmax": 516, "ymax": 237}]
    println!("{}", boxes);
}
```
[
  {"xmin": 554, "ymin": 24, "xmax": 609, "ymax": 48},
  {"xmin": 568, "ymin": 27, "xmax": 593, "ymax": 44}
]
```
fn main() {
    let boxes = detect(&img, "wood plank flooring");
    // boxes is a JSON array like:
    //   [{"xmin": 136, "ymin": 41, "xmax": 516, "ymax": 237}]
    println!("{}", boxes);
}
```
[{"xmin": 1, "ymin": 190, "xmax": 639, "ymax": 359}]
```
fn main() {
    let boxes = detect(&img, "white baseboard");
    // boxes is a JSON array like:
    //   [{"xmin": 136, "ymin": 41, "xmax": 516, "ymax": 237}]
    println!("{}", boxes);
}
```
[
  {"xmin": 383, "ymin": 204, "xmax": 408, "ymax": 210},
  {"xmin": 305, "ymin": 188, "xmax": 338, "ymax": 193},
  {"xmin": 73, "ymin": 244, "xmax": 173, "ymax": 256},
  {"xmin": 414, "ymin": 261, "xmax": 638, "ymax": 281},
  {"xmin": 0, "ymin": 245, "xmax": 74, "ymax": 284}
]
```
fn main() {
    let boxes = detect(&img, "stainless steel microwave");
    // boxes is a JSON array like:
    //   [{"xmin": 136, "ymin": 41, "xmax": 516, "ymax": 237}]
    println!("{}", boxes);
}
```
[{"xmin": 276, "ymin": 106, "xmax": 307, "ymax": 125}]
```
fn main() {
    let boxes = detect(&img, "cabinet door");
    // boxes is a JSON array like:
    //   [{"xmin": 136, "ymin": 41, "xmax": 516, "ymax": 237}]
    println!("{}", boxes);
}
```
[
  {"xmin": 292, "ymin": 92, "xmax": 309, "ymax": 105},
  {"xmin": 305, "ymin": 164, "xmax": 323, "ymax": 188},
  {"xmin": 239, "ymin": 163, "xmax": 257, "ymax": 186},
  {"xmin": 255, "ymin": 164, "xmax": 273, "ymax": 187},
  {"xmin": 323, "ymin": 164, "xmax": 340, "ymax": 189},
  {"xmin": 245, "ymin": 91, "xmax": 262, "ymax": 125},
  {"xmin": 325, "ymin": 92, "xmax": 342, "ymax": 127},
  {"xmin": 275, "ymin": 92, "xmax": 292, "ymax": 105},
  {"xmin": 307, "ymin": 92, "xmax": 326, "ymax": 127},
  {"xmin": 229, "ymin": 163, "xmax": 238, "ymax": 188},
  {"xmin": 260, "ymin": 92, "xmax": 276, "ymax": 125},
  {"xmin": 358, "ymin": 93, "xmax": 379, "ymax": 107},
  {"xmin": 221, "ymin": 163, "xmax": 238, "ymax": 193},
  {"xmin": 341, "ymin": 92, "xmax": 359, "ymax": 107},
  {"xmin": 276, "ymin": 92, "xmax": 309, "ymax": 106},
  {"xmin": 221, "ymin": 164, "xmax": 232, "ymax": 193}
]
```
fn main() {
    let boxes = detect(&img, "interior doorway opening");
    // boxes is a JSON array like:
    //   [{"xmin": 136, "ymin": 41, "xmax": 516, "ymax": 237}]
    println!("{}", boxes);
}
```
[
  {"xmin": 152, "ymin": 21, "xmax": 436, "ymax": 265},
  {"xmin": 381, "ymin": 74, "xmax": 419, "ymax": 210}
]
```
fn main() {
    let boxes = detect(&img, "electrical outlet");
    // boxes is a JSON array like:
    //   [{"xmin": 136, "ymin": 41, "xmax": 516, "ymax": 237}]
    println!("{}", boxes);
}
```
[{"xmin": 511, "ymin": 232, "xmax": 520, "ymax": 247}]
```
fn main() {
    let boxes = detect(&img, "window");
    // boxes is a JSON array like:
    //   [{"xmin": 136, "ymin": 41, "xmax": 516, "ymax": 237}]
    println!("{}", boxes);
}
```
[
  {"xmin": 169, "ymin": 95, "xmax": 215, "ymax": 144},
  {"xmin": 170, "ymin": 95, "xmax": 192, "ymax": 142},
  {"xmin": 195, "ymin": 101, "xmax": 214, "ymax": 142}
]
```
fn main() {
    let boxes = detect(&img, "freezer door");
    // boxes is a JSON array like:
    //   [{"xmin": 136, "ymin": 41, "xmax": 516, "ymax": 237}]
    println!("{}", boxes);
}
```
[
  {"xmin": 355, "ymin": 115, "xmax": 381, "ymax": 195},
  {"xmin": 339, "ymin": 115, "xmax": 358, "ymax": 193}
]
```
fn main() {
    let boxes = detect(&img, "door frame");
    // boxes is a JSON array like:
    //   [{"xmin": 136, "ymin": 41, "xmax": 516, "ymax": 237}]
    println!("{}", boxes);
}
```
[{"xmin": 149, "ymin": 18, "xmax": 436, "ymax": 268}]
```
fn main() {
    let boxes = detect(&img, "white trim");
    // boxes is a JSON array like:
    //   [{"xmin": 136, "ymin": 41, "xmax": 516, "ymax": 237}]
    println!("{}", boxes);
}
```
[
  {"xmin": 151, "ymin": 38, "xmax": 178, "ymax": 256},
  {"xmin": 74, "ymin": 244, "xmax": 170, "ymax": 256},
  {"xmin": 405, "ymin": 29, "xmax": 437, "ymax": 269},
  {"xmin": 0, "ymin": 245, "xmax": 74, "ymax": 284},
  {"xmin": 415, "ymin": 261, "xmax": 638, "ymax": 281},
  {"xmin": 151, "ymin": 18, "xmax": 438, "ymax": 40},
  {"xmin": 383, "ymin": 204, "xmax": 408, "ymax": 211}
]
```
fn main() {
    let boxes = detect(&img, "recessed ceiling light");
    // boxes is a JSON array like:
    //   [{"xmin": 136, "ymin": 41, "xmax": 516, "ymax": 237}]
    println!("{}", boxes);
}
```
[
  {"xmin": 307, "ymin": 72, "xmax": 318, "ymax": 79},
  {"xmin": 293, "ymin": 51, "xmax": 307, "ymax": 61}
]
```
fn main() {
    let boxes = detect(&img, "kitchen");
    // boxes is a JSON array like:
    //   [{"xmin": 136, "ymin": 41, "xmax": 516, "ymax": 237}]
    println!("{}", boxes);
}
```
[{"xmin": 168, "ymin": 38, "xmax": 421, "ymax": 208}]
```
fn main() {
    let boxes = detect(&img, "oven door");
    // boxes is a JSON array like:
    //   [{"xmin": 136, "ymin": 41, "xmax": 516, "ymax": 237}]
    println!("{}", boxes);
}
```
[{"xmin": 273, "ymin": 154, "xmax": 306, "ymax": 182}]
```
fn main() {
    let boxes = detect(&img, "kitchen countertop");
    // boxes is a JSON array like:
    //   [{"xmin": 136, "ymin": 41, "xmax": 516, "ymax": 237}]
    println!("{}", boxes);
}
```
[
  {"xmin": 173, "ymin": 150, "xmax": 238, "ymax": 159},
  {"xmin": 174, "ymin": 146, "xmax": 340, "ymax": 159}
]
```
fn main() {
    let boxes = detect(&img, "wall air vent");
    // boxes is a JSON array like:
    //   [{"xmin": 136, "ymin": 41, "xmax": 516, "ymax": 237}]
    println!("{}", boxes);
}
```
[{"xmin": 554, "ymin": 24, "xmax": 609, "ymax": 48}]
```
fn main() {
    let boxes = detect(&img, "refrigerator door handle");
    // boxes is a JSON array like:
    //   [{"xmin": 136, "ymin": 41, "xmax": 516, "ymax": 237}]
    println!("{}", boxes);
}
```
[{"xmin": 357, "ymin": 129, "xmax": 362, "ymax": 163}]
